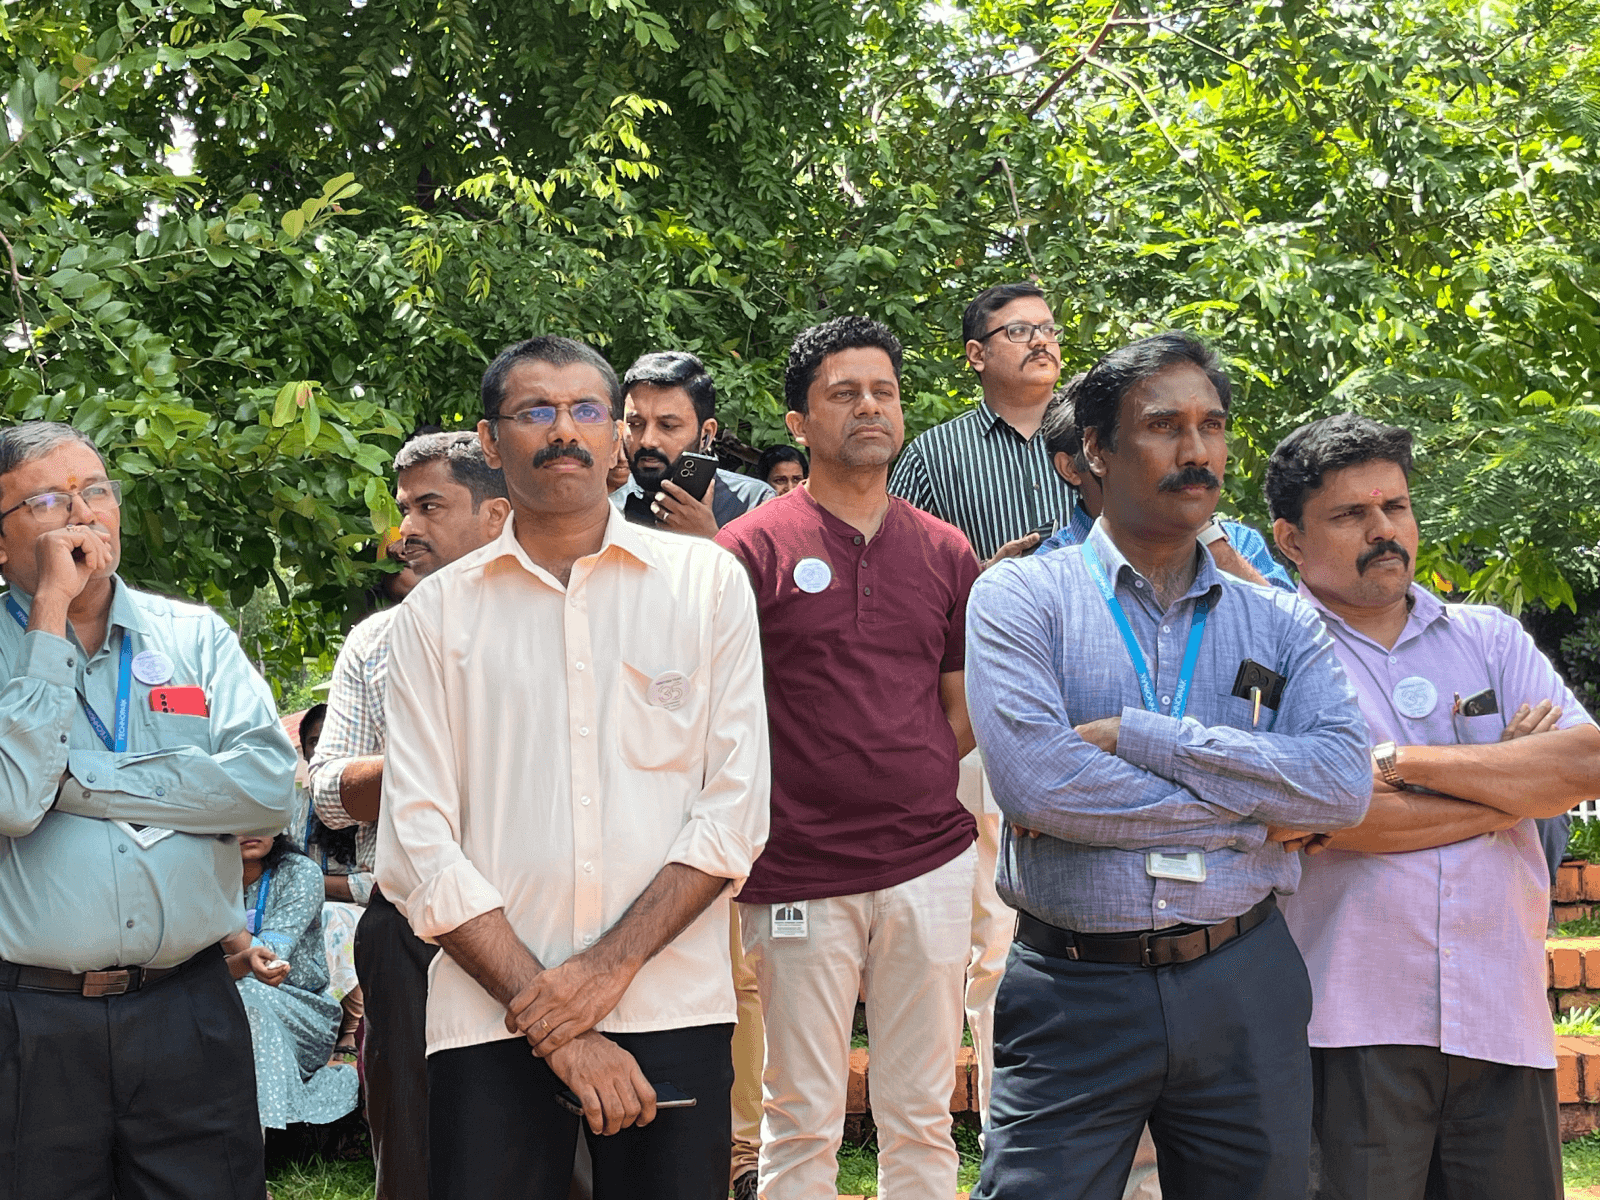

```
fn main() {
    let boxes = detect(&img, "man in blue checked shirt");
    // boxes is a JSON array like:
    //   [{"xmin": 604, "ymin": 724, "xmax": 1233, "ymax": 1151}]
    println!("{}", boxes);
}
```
[
  {"xmin": 0, "ymin": 422, "xmax": 296, "ymax": 1200},
  {"xmin": 965, "ymin": 333, "xmax": 1371, "ymax": 1200},
  {"xmin": 1035, "ymin": 373, "xmax": 1295, "ymax": 593}
]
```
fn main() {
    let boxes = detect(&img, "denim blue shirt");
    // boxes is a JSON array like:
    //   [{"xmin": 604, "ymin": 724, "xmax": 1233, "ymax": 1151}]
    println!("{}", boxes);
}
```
[
  {"xmin": 966, "ymin": 519, "xmax": 1371, "ymax": 932},
  {"xmin": 0, "ymin": 578, "xmax": 296, "ymax": 970},
  {"xmin": 1038, "ymin": 502, "xmax": 1295, "ymax": 593}
]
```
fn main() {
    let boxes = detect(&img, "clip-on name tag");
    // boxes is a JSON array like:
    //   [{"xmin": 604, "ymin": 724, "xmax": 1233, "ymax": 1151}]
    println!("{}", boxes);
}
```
[
  {"xmin": 771, "ymin": 901, "xmax": 808, "ymax": 939},
  {"xmin": 1146, "ymin": 850, "xmax": 1207, "ymax": 882},
  {"xmin": 114, "ymin": 821, "xmax": 176, "ymax": 850}
]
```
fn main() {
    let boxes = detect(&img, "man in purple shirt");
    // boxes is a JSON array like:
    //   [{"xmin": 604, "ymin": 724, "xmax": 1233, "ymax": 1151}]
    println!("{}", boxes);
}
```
[
  {"xmin": 1267, "ymin": 413, "xmax": 1600, "ymax": 1200},
  {"xmin": 716, "ymin": 315, "xmax": 980, "ymax": 1200}
]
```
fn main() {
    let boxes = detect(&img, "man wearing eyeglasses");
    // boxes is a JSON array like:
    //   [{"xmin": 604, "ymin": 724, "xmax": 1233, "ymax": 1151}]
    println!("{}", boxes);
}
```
[
  {"xmin": 376, "ymin": 336, "xmax": 769, "ymax": 1200},
  {"xmin": 888, "ymin": 285, "xmax": 1074, "ymax": 1130},
  {"xmin": 0, "ymin": 421, "xmax": 297, "ymax": 1199}
]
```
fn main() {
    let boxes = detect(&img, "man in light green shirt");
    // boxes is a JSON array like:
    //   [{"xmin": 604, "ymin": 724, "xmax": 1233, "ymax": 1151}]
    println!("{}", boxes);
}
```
[{"xmin": 0, "ymin": 421, "xmax": 296, "ymax": 1199}]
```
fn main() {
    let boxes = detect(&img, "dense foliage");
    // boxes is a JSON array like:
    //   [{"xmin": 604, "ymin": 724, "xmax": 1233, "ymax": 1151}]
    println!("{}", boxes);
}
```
[{"xmin": 4, "ymin": 0, "xmax": 1600, "ymax": 684}]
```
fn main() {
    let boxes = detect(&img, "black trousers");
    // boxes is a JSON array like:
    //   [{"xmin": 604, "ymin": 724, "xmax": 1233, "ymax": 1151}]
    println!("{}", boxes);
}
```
[
  {"xmin": 355, "ymin": 886, "xmax": 439, "ymax": 1200},
  {"xmin": 1311, "ymin": 1044, "xmax": 1561, "ymax": 1200},
  {"xmin": 428, "ymin": 1024, "xmax": 734, "ymax": 1200},
  {"xmin": 0, "ymin": 945, "xmax": 263, "ymax": 1200},
  {"xmin": 975, "ymin": 906, "xmax": 1314, "ymax": 1200}
]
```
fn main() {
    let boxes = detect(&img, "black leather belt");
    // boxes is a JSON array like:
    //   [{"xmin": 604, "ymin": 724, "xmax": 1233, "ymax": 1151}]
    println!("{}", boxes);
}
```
[
  {"xmin": 1016, "ymin": 895, "xmax": 1277, "ymax": 967},
  {"xmin": 0, "ymin": 952, "xmax": 197, "ymax": 997}
]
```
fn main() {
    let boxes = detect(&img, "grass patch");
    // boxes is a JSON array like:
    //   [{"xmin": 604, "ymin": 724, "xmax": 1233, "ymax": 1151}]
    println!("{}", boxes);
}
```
[
  {"xmin": 1567, "ymin": 1132, "xmax": 1600, "ymax": 1189},
  {"xmin": 267, "ymin": 1156, "xmax": 375, "ymax": 1200},
  {"xmin": 1558, "ymin": 913, "xmax": 1600, "ymax": 938},
  {"xmin": 1559, "ymin": 1006, "xmax": 1600, "ymax": 1035},
  {"xmin": 834, "ymin": 1120, "xmax": 982, "ymax": 1193}
]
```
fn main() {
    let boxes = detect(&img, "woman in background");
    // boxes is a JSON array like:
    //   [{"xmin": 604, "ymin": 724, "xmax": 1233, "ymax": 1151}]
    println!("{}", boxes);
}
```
[{"xmin": 756, "ymin": 444, "xmax": 808, "ymax": 496}]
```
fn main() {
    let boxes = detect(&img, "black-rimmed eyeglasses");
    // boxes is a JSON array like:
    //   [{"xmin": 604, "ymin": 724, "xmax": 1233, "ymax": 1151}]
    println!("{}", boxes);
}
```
[{"xmin": 976, "ymin": 321, "xmax": 1061, "ymax": 344}]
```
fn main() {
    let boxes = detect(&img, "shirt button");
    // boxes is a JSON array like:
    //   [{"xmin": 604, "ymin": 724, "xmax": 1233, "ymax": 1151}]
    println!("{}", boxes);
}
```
[
  {"xmin": 1389, "ymin": 656, "xmax": 1397, "ymax": 664},
  {"xmin": 66, "ymin": 657, "xmax": 75, "ymax": 668},
  {"xmin": 118, "ymin": 844, "xmax": 128, "ymax": 854},
  {"xmin": 1157, "ymin": 900, "xmax": 1168, "ymax": 910},
  {"xmin": 1162, "ymin": 626, "xmax": 1170, "ymax": 634},
  {"xmin": 863, "ymin": 586, "xmax": 872, "ymax": 596},
  {"xmin": 853, "ymin": 536, "xmax": 862, "ymax": 545},
  {"xmin": 125, "ymin": 919, "xmax": 134, "ymax": 928},
  {"xmin": 1443, "ymin": 886, "xmax": 1453, "ymax": 897},
  {"xmin": 582, "ymin": 934, "xmax": 595, "ymax": 946},
  {"xmin": 575, "ymin": 662, "xmax": 586, "ymax": 671},
  {"xmin": 578, "ymin": 726, "xmax": 590, "ymax": 737},
  {"xmin": 59, "ymin": 734, "xmax": 67, "ymax": 744},
  {"xmin": 583, "ymin": 862, "xmax": 594, "ymax": 873},
  {"xmin": 86, "ymin": 774, "xmax": 96, "ymax": 784},
  {"xmin": 1134, "ymin": 580, "xmax": 1145, "ymax": 589},
  {"xmin": 155, "ymin": 788, "xmax": 164, "ymax": 797},
  {"xmin": 1161, "ymin": 696, "xmax": 1171, "ymax": 706},
  {"xmin": 580, "ymin": 796, "xmax": 591, "ymax": 806}
]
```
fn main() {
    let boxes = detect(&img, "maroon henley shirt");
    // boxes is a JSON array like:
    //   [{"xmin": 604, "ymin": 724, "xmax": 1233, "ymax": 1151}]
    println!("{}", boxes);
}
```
[{"xmin": 716, "ymin": 486, "xmax": 979, "ymax": 904}]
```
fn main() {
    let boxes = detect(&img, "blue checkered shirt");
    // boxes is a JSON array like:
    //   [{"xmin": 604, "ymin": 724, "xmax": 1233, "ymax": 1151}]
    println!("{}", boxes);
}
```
[{"xmin": 965, "ymin": 519, "xmax": 1371, "ymax": 932}]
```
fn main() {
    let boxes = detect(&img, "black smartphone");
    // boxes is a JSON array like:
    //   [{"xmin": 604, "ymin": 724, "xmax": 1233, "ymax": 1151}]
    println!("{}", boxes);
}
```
[
  {"xmin": 667, "ymin": 452, "xmax": 719, "ymax": 502},
  {"xmin": 555, "ymin": 1082, "xmax": 696, "ymax": 1116}
]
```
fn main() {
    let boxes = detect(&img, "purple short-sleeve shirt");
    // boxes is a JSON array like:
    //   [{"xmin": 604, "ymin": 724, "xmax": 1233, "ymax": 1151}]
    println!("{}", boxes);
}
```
[
  {"xmin": 715, "ymin": 487, "xmax": 979, "ymax": 905},
  {"xmin": 1282, "ymin": 583, "xmax": 1594, "ymax": 1069}
]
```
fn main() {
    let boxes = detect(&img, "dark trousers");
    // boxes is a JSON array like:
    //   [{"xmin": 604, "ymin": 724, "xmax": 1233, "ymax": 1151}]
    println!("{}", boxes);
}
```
[
  {"xmin": 0, "ymin": 945, "xmax": 263, "ymax": 1200},
  {"xmin": 428, "ymin": 1024, "xmax": 734, "ymax": 1200},
  {"xmin": 356, "ymin": 886, "xmax": 439, "ymax": 1200},
  {"xmin": 975, "ymin": 906, "xmax": 1314, "ymax": 1200},
  {"xmin": 1311, "ymin": 1044, "xmax": 1561, "ymax": 1200}
]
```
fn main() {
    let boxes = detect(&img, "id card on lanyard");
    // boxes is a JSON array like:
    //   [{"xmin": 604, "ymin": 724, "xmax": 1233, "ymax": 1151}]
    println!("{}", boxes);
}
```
[
  {"xmin": 6, "ymin": 595, "xmax": 131, "ymax": 751},
  {"xmin": 1080, "ymin": 543, "xmax": 1212, "ymax": 883}
]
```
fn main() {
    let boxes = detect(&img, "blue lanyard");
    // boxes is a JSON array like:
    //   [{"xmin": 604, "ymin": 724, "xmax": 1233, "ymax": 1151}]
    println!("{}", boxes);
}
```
[
  {"xmin": 246, "ymin": 867, "xmax": 273, "ymax": 936},
  {"xmin": 6, "ymin": 595, "xmax": 132, "ymax": 752},
  {"xmin": 1080, "ymin": 543, "xmax": 1211, "ymax": 720}
]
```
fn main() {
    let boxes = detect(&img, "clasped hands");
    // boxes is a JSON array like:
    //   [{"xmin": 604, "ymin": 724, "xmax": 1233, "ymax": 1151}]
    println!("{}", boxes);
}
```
[{"xmin": 504, "ymin": 949, "xmax": 657, "ymax": 1136}]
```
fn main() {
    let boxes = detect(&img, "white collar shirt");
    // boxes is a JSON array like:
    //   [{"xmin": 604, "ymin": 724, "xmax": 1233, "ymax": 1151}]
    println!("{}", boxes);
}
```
[{"xmin": 375, "ymin": 506, "xmax": 770, "ymax": 1055}]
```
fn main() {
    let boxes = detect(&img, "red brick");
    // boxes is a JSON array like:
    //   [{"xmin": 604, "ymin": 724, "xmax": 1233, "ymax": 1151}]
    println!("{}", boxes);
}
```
[
  {"xmin": 1553, "ymin": 947, "xmax": 1583, "ymax": 989},
  {"xmin": 846, "ymin": 1048, "xmax": 869, "ymax": 1114},
  {"xmin": 1556, "ymin": 903, "xmax": 1593, "ymax": 925},
  {"xmin": 1562, "ymin": 1101, "xmax": 1600, "ymax": 1142},
  {"xmin": 1558, "ymin": 1043, "xmax": 1581, "ymax": 1103},
  {"xmin": 1583, "ymin": 864, "xmax": 1600, "ymax": 902},
  {"xmin": 1584, "ymin": 948, "xmax": 1600, "ymax": 989},
  {"xmin": 950, "ymin": 1047, "xmax": 977, "ymax": 1113},
  {"xmin": 1558, "ymin": 990, "xmax": 1600, "ymax": 1012},
  {"xmin": 1558, "ymin": 863, "xmax": 1584, "ymax": 903}
]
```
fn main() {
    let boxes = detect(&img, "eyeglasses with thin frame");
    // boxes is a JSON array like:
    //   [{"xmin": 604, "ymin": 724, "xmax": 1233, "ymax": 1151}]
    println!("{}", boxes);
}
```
[
  {"xmin": 976, "ymin": 320, "xmax": 1062, "ymax": 345},
  {"xmin": 492, "ymin": 401, "xmax": 614, "ymax": 429},
  {"xmin": 0, "ymin": 480, "xmax": 123, "ymax": 528}
]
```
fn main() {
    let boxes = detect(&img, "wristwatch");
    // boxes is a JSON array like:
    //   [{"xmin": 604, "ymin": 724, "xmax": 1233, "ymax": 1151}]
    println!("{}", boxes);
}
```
[
  {"xmin": 1197, "ymin": 519, "xmax": 1229, "ymax": 547},
  {"xmin": 1372, "ymin": 741, "xmax": 1405, "ymax": 789}
]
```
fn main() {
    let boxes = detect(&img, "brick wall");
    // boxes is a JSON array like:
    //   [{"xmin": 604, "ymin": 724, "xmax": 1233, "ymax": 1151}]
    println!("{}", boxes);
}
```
[{"xmin": 1553, "ymin": 860, "xmax": 1600, "ymax": 925}]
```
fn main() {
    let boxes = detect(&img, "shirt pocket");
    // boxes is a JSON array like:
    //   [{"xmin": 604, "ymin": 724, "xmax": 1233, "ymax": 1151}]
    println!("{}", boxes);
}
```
[
  {"xmin": 1213, "ymin": 689, "xmax": 1279, "ymax": 732},
  {"xmin": 615, "ymin": 660, "xmax": 706, "ymax": 773}
]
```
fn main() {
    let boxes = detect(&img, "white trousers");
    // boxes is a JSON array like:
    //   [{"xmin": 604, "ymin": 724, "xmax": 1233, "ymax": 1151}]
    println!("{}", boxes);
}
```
[
  {"xmin": 956, "ymin": 750, "xmax": 1016, "ymax": 1127},
  {"xmin": 741, "ymin": 844, "xmax": 976, "ymax": 1200}
]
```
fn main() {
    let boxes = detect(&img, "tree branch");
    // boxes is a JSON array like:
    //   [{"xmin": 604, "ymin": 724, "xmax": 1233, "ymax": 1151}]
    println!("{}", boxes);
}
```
[{"xmin": 0, "ymin": 227, "xmax": 47, "ymax": 388}]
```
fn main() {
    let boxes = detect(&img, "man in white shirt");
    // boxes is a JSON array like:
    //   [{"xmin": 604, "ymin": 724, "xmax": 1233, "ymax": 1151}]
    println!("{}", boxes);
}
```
[{"xmin": 376, "ymin": 335, "xmax": 770, "ymax": 1200}]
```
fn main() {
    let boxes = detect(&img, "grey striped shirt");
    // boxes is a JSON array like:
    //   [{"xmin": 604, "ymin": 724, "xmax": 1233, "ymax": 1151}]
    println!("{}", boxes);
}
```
[{"xmin": 888, "ymin": 400, "xmax": 1076, "ymax": 561}]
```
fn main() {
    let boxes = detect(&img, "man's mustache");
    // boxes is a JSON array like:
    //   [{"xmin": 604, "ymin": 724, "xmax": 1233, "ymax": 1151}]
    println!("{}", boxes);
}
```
[
  {"xmin": 845, "ymin": 418, "xmax": 894, "ymax": 439},
  {"xmin": 1157, "ymin": 466, "xmax": 1220, "ymax": 492},
  {"xmin": 1357, "ymin": 540, "xmax": 1411, "ymax": 574},
  {"xmin": 533, "ymin": 444, "xmax": 595, "ymax": 469}
]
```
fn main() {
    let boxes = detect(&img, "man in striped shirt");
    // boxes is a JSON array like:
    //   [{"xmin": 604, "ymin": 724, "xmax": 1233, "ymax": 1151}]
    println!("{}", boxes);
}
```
[
  {"xmin": 889, "ymin": 282, "xmax": 1074, "ymax": 566},
  {"xmin": 888, "ymin": 282, "xmax": 1076, "ymax": 1132}
]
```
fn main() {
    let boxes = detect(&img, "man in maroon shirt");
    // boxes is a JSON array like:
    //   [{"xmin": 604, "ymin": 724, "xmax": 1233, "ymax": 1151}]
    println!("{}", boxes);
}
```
[{"xmin": 716, "ymin": 315, "xmax": 980, "ymax": 1200}]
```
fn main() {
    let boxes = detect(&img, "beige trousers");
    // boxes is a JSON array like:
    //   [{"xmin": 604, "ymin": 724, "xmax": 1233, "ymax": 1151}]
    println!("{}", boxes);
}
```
[
  {"xmin": 730, "ymin": 905, "xmax": 764, "ymax": 1181},
  {"xmin": 741, "ymin": 844, "xmax": 976, "ymax": 1200},
  {"xmin": 956, "ymin": 750, "xmax": 1016, "ymax": 1127}
]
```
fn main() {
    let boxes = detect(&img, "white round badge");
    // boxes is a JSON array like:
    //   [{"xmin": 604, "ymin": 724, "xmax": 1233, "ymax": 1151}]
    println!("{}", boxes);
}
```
[
  {"xmin": 793, "ymin": 557, "xmax": 833, "ymax": 594},
  {"xmin": 131, "ymin": 650, "xmax": 174, "ymax": 686},
  {"xmin": 648, "ymin": 671, "xmax": 690, "ymax": 711},
  {"xmin": 1392, "ymin": 676, "xmax": 1438, "ymax": 720}
]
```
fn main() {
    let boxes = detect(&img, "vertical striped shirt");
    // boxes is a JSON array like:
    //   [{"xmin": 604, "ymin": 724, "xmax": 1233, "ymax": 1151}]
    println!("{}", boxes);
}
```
[{"xmin": 888, "ymin": 400, "xmax": 1076, "ymax": 561}]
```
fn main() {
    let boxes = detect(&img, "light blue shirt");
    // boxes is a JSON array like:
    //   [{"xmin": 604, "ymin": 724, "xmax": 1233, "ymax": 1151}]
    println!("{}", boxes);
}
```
[
  {"xmin": 0, "ymin": 577, "xmax": 296, "ymax": 970},
  {"xmin": 966, "ymin": 519, "xmax": 1371, "ymax": 932},
  {"xmin": 1038, "ymin": 502, "xmax": 1296, "ymax": 592}
]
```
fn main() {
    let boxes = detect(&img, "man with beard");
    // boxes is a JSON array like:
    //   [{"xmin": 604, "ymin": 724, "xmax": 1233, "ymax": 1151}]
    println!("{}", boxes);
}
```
[
  {"xmin": 612, "ymin": 351, "xmax": 772, "ymax": 537},
  {"xmin": 0, "ymin": 421, "xmax": 296, "ymax": 1198},
  {"xmin": 964, "ymin": 333, "xmax": 1371, "ymax": 1199},
  {"xmin": 307, "ymin": 431, "xmax": 509, "ymax": 1200},
  {"xmin": 377, "ymin": 335, "xmax": 769, "ymax": 1200},
  {"xmin": 1266, "ymin": 413, "xmax": 1600, "ymax": 1200},
  {"xmin": 716, "ymin": 316, "xmax": 980, "ymax": 1199}
]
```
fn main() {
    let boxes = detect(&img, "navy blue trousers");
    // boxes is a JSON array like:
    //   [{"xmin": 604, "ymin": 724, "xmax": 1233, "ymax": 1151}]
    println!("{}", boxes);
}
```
[{"xmin": 975, "ymin": 906, "xmax": 1314, "ymax": 1200}]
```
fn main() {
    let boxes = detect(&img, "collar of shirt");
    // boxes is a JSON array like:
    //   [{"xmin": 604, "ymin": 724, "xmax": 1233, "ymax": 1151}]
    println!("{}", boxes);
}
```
[
  {"xmin": 1086, "ymin": 517, "xmax": 1224, "ymax": 612},
  {"xmin": 4, "ymin": 575, "xmax": 151, "ymax": 643},
  {"xmin": 1296, "ymin": 581, "xmax": 1443, "ymax": 655},
  {"xmin": 486, "ymin": 502, "xmax": 660, "ymax": 588},
  {"xmin": 976, "ymin": 398, "xmax": 1039, "ymax": 444}
]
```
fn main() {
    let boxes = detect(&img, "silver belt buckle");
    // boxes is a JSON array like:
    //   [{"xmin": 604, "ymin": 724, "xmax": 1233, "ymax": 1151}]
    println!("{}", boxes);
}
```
[{"xmin": 81, "ymin": 969, "xmax": 132, "ymax": 997}]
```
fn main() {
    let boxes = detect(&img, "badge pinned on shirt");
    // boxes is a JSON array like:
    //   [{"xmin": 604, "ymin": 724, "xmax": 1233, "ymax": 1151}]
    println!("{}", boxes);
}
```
[
  {"xmin": 1392, "ymin": 676, "xmax": 1438, "ymax": 719},
  {"xmin": 648, "ymin": 671, "xmax": 690, "ymax": 711},
  {"xmin": 131, "ymin": 649, "xmax": 173, "ymax": 687},
  {"xmin": 793, "ymin": 557, "xmax": 832, "ymax": 594},
  {"xmin": 772, "ymin": 901, "xmax": 808, "ymax": 939}
]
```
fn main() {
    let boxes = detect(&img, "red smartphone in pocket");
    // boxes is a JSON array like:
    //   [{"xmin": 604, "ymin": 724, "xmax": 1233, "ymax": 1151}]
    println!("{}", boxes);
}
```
[{"xmin": 150, "ymin": 686, "xmax": 209, "ymax": 717}]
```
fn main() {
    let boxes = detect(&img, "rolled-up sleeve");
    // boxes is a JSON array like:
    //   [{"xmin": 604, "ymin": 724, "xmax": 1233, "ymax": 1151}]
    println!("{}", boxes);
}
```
[
  {"xmin": 1114, "ymin": 602, "xmax": 1372, "ymax": 832},
  {"xmin": 665, "ymin": 557, "xmax": 769, "ymax": 892},
  {"xmin": 967, "ymin": 563, "xmax": 1256, "ymax": 851},
  {"xmin": 375, "ymin": 591, "xmax": 505, "ymax": 941},
  {"xmin": 0, "ymin": 630, "xmax": 81, "ymax": 837},
  {"xmin": 307, "ymin": 618, "xmax": 384, "ymax": 832},
  {"xmin": 52, "ymin": 615, "xmax": 295, "ymax": 837}
]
